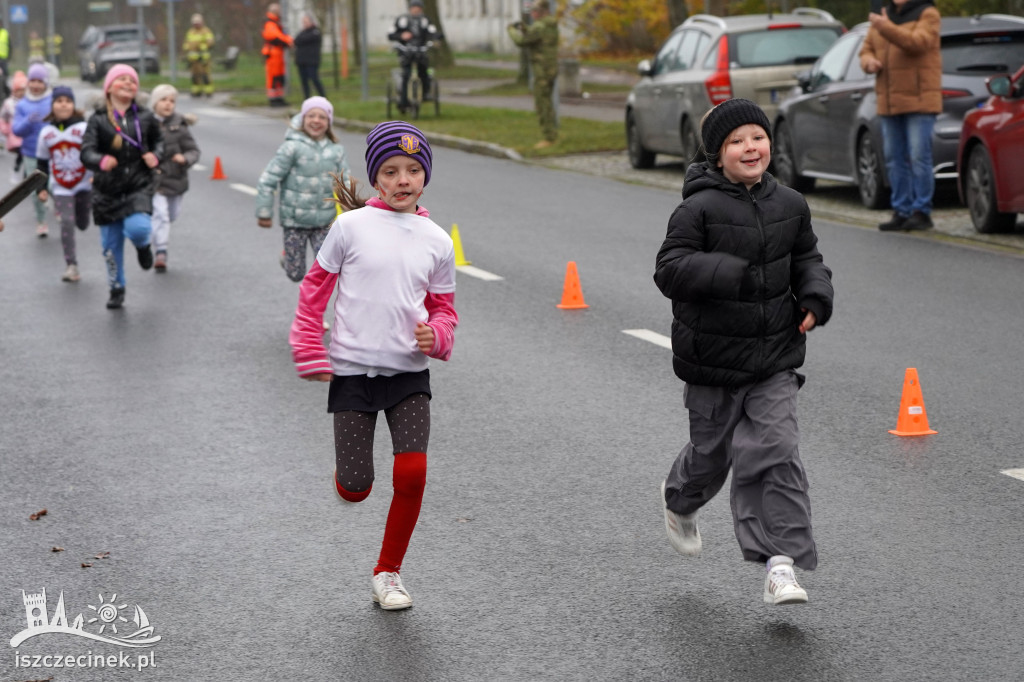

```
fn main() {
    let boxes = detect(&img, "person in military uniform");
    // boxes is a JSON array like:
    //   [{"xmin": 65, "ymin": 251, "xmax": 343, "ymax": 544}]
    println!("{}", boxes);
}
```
[
  {"xmin": 183, "ymin": 13, "xmax": 215, "ymax": 97},
  {"xmin": 508, "ymin": 0, "xmax": 560, "ymax": 148},
  {"xmin": 388, "ymin": 0, "xmax": 441, "ymax": 112}
]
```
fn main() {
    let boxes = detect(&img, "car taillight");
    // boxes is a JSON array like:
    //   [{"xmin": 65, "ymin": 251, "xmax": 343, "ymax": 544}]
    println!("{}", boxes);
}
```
[
  {"xmin": 147, "ymin": 39, "xmax": 157, "ymax": 45},
  {"xmin": 767, "ymin": 23, "xmax": 802, "ymax": 29},
  {"xmin": 97, "ymin": 41, "xmax": 111, "ymax": 49},
  {"xmin": 705, "ymin": 38, "xmax": 732, "ymax": 105},
  {"xmin": 941, "ymin": 88, "xmax": 972, "ymax": 98}
]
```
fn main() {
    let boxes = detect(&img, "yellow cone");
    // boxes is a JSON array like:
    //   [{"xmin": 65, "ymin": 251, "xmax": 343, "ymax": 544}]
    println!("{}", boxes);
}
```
[{"xmin": 452, "ymin": 223, "xmax": 471, "ymax": 266}]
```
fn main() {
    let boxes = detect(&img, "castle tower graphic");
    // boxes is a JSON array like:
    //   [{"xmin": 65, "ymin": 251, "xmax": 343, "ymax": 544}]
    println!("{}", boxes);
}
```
[{"xmin": 22, "ymin": 589, "xmax": 47, "ymax": 628}]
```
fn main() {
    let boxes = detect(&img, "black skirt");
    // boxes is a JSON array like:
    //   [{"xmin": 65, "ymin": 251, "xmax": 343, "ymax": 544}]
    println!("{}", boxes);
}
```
[{"xmin": 327, "ymin": 369, "xmax": 431, "ymax": 413}]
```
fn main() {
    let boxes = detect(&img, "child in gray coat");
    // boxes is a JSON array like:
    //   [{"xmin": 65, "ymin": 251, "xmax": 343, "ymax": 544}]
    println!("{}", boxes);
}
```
[
  {"xmin": 256, "ymin": 96, "xmax": 351, "ymax": 282},
  {"xmin": 149, "ymin": 84, "xmax": 200, "ymax": 271}
]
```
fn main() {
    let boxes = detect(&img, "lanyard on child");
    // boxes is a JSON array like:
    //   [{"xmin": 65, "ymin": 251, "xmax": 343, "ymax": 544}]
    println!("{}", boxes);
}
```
[{"xmin": 113, "ymin": 104, "xmax": 144, "ymax": 151}]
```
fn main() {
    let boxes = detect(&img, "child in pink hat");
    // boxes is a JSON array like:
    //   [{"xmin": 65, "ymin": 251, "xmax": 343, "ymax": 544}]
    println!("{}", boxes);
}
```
[{"xmin": 80, "ymin": 63, "xmax": 163, "ymax": 309}]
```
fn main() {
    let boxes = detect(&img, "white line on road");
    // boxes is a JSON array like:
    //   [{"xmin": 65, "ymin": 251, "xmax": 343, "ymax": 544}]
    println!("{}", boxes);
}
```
[
  {"xmin": 622, "ymin": 329, "xmax": 672, "ymax": 349},
  {"xmin": 1001, "ymin": 469, "xmax": 1024, "ymax": 482},
  {"xmin": 456, "ymin": 265, "xmax": 503, "ymax": 281},
  {"xmin": 193, "ymin": 163, "xmax": 207, "ymax": 171},
  {"xmin": 231, "ymin": 183, "xmax": 259, "ymax": 196}
]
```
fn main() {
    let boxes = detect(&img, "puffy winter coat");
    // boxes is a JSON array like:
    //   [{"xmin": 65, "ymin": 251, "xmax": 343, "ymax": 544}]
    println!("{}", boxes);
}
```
[
  {"xmin": 654, "ymin": 163, "xmax": 834, "ymax": 388},
  {"xmin": 154, "ymin": 112, "xmax": 200, "ymax": 197},
  {"xmin": 256, "ymin": 114, "xmax": 351, "ymax": 228},
  {"xmin": 858, "ymin": 0, "xmax": 942, "ymax": 116},
  {"xmin": 81, "ymin": 102, "xmax": 163, "ymax": 225},
  {"xmin": 12, "ymin": 90, "xmax": 52, "ymax": 159}
]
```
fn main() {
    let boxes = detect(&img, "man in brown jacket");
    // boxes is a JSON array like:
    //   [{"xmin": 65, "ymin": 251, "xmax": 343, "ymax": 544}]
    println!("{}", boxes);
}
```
[{"xmin": 859, "ymin": 0, "xmax": 941, "ymax": 231}]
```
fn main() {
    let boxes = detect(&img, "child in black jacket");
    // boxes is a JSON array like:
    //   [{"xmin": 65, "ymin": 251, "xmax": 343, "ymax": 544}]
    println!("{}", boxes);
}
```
[{"xmin": 654, "ymin": 98, "xmax": 834, "ymax": 606}]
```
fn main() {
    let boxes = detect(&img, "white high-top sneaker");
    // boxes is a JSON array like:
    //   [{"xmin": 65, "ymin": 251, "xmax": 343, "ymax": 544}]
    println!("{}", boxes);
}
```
[
  {"xmin": 763, "ymin": 555, "xmax": 808, "ymax": 605},
  {"xmin": 372, "ymin": 572, "xmax": 412, "ymax": 611},
  {"xmin": 661, "ymin": 480, "xmax": 701, "ymax": 556}
]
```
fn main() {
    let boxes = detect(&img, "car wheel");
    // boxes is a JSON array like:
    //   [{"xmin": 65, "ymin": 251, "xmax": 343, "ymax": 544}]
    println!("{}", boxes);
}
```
[
  {"xmin": 856, "ymin": 132, "xmax": 887, "ymax": 210},
  {"xmin": 773, "ymin": 120, "xmax": 815, "ymax": 193},
  {"xmin": 626, "ymin": 111, "xmax": 655, "ymax": 169},
  {"xmin": 965, "ymin": 145, "xmax": 1017, "ymax": 234},
  {"xmin": 680, "ymin": 117, "xmax": 699, "ymax": 171}
]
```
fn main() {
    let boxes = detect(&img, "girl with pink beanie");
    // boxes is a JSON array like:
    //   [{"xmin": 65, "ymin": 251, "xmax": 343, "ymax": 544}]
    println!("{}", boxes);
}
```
[{"xmin": 81, "ymin": 64, "xmax": 163, "ymax": 310}]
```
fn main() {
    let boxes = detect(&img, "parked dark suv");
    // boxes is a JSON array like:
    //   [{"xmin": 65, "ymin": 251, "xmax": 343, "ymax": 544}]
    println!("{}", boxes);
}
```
[
  {"xmin": 78, "ymin": 24, "xmax": 160, "ymax": 82},
  {"xmin": 625, "ymin": 9, "xmax": 844, "ymax": 170},
  {"xmin": 773, "ymin": 15, "xmax": 1024, "ymax": 209}
]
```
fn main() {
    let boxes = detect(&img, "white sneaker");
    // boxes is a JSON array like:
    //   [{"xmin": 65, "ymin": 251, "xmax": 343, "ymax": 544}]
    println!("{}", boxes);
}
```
[
  {"xmin": 763, "ymin": 556, "xmax": 808, "ymax": 605},
  {"xmin": 661, "ymin": 480, "xmax": 701, "ymax": 556},
  {"xmin": 62, "ymin": 264, "xmax": 80, "ymax": 282},
  {"xmin": 36, "ymin": 223, "xmax": 48, "ymax": 238},
  {"xmin": 372, "ymin": 572, "xmax": 412, "ymax": 610}
]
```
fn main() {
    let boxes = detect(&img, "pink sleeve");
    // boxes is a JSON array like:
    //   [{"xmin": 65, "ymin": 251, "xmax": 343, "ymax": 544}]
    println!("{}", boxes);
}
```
[
  {"xmin": 423, "ymin": 292, "xmax": 458, "ymax": 361},
  {"xmin": 289, "ymin": 261, "xmax": 338, "ymax": 377}
]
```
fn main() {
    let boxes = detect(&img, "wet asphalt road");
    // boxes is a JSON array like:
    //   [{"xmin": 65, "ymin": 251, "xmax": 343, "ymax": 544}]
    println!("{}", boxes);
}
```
[{"xmin": 2, "ymin": 93, "xmax": 1024, "ymax": 682}]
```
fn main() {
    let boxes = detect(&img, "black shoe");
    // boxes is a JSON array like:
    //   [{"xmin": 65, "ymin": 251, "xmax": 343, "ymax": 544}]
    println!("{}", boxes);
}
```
[
  {"xmin": 106, "ymin": 287, "xmax": 125, "ymax": 309},
  {"xmin": 902, "ymin": 211, "xmax": 934, "ymax": 231},
  {"xmin": 137, "ymin": 244, "xmax": 154, "ymax": 270},
  {"xmin": 269, "ymin": 98, "xmax": 288, "ymax": 107},
  {"xmin": 878, "ymin": 212, "xmax": 909, "ymax": 231}
]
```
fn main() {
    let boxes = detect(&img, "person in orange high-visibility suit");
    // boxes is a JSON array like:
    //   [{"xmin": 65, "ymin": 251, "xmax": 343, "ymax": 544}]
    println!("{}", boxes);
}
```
[{"xmin": 262, "ymin": 3, "xmax": 293, "ymax": 106}]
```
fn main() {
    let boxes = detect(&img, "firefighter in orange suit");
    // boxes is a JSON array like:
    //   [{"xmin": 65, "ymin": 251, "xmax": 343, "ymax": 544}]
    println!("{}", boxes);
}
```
[{"xmin": 262, "ymin": 3, "xmax": 293, "ymax": 106}]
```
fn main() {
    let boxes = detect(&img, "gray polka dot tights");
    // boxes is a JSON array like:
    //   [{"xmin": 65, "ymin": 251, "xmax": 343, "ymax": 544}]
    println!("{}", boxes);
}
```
[{"xmin": 333, "ymin": 392, "xmax": 430, "ymax": 493}]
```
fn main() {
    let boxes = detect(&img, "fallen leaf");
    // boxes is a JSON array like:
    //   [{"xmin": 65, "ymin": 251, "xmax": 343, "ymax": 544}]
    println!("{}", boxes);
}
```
[
  {"xmin": 456, "ymin": 517, "xmax": 473, "ymax": 523},
  {"xmin": 80, "ymin": 563, "xmax": 93, "ymax": 569},
  {"xmin": 29, "ymin": 508, "xmax": 48, "ymax": 521},
  {"xmin": 51, "ymin": 547, "xmax": 64, "ymax": 552},
  {"xmin": 95, "ymin": 551, "xmax": 110, "ymax": 560}
]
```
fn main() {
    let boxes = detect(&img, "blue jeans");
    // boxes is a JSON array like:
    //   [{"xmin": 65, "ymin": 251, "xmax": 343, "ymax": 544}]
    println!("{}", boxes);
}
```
[
  {"xmin": 880, "ymin": 113, "xmax": 936, "ymax": 217},
  {"xmin": 100, "ymin": 212, "xmax": 152, "ymax": 289}
]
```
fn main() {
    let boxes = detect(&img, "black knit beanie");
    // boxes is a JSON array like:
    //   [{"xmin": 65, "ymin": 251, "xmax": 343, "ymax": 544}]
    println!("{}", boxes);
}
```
[{"xmin": 701, "ymin": 98, "xmax": 772, "ymax": 162}]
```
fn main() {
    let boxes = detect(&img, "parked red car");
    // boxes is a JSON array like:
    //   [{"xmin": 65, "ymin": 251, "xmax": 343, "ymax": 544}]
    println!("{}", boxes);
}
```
[{"xmin": 957, "ymin": 65, "xmax": 1024, "ymax": 233}]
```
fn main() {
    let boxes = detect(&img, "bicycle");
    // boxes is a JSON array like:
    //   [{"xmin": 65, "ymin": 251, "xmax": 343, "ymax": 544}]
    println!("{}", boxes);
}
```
[{"xmin": 386, "ymin": 43, "xmax": 440, "ymax": 120}]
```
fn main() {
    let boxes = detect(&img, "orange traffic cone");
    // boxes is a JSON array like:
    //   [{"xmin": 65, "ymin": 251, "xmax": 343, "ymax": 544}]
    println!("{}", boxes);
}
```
[
  {"xmin": 556, "ymin": 261, "xmax": 589, "ymax": 310},
  {"xmin": 888, "ymin": 367, "xmax": 937, "ymax": 436},
  {"xmin": 210, "ymin": 156, "xmax": 226, "ymax": 180}
]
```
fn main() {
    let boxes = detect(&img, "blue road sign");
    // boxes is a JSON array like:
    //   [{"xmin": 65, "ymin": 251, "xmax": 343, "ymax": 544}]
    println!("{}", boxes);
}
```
[{"xmin": 10, "ymin": 5, "xmax": 29, "ymax": 24}]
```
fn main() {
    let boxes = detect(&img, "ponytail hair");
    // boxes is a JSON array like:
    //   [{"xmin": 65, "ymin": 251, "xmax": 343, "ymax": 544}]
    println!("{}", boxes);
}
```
[
  {"xmin": 331, "ymin": 173, "xmax": 368, "ymax": 212},
  {"xmin": 105, "ymin": 99, "xmax": 123, "ymax": 151}
]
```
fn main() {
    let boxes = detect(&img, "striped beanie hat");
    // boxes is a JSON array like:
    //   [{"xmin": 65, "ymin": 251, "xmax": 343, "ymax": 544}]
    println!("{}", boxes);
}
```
[{"xmin": 365, "ymin": 121, "xmax": 432, "ymax": 187}]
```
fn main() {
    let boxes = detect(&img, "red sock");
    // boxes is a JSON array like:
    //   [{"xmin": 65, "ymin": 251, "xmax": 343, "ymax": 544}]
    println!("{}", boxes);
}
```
[
  {"xmin": 335, "ymin": 471, "xmax": 371, "ymax": 502},
  {"xmin": 374, "ymin": 451, "xmax": 427, "ymax": 575}
]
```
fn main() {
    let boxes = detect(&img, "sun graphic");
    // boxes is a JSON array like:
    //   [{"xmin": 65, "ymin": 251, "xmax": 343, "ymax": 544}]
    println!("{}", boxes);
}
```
[{"xmin": 87, "ymin": 593, "xmax": 129, "ymax": 635}]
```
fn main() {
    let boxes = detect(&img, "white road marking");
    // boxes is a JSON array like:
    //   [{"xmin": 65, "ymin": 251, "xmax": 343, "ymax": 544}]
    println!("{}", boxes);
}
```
[
  {"xmin": 456, "ymin": 265, "xmax": 503, "ymax": 281},
  {"xmin": 193, "ymin": 163, "xmax": 207, "ymax": 171},
  {"xmin": 230, "ymin": 183, "xmax": 258, "ymax": 196},
  {"xmin": 1001, "ymin": 469, "xmax": 1024, "ymax": 482},
  {"xmin": 622, "ymin": 329, "xmax": 672, "ymax": 349}
]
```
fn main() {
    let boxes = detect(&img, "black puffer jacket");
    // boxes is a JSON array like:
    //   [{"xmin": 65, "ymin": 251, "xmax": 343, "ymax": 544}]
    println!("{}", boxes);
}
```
[
  {"xmin": 654, "ymin": 163, "xmax": 834, "ymax": 388},
  {"xmin": 81, "ymin": 102, "xmax": 163, "ymax": 225}
]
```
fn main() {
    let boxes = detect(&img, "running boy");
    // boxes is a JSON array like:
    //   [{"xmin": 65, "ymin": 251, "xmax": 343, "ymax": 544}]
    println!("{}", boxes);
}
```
[{"xmin": 654, "ymin": 98, "xmax": 834, "ymax": 606}]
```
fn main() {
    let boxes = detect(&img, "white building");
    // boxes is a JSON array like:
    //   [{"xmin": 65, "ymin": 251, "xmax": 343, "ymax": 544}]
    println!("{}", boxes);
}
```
[{"xmin": 318, "ymin": 0, "xmax": 527, "ymax": 54}]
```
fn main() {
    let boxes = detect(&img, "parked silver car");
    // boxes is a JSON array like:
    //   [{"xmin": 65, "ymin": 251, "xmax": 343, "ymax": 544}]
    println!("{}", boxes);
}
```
[
  {"xmin": 625, "ymin": 9, "xmax": 844, "ymax": 170},
  {"xmin": 78, "ymin": 24, "xmax": 160, "ymax": 82}
]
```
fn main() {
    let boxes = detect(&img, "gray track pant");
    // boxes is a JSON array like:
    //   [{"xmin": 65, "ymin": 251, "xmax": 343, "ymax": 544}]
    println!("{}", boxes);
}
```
[{"xmin": 664, "ymin": 369, "xmax": 817, "ymax": 570}]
